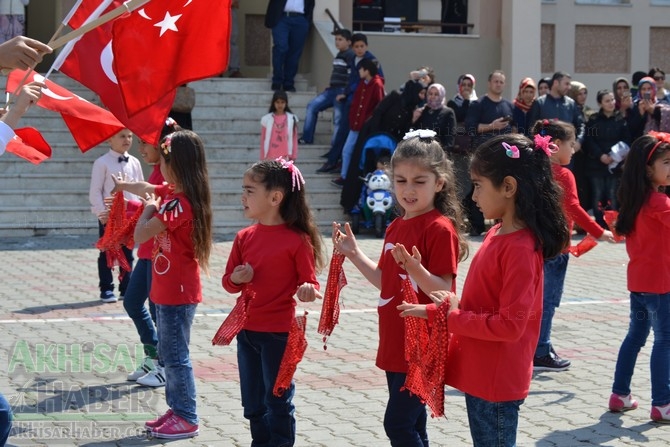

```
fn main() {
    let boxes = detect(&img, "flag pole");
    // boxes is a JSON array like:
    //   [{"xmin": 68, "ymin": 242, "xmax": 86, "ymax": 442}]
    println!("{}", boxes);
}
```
[{"xmin": 49, "ymin": 0, "xmax": 150, "ymax": 50}]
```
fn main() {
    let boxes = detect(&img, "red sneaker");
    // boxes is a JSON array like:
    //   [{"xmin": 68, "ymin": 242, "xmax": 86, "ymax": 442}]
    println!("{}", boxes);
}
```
[
  {"xmin": 608, "ymin": 393, "xmax": 638, "ymax": 412},
  {"xmin": 651, "ymin": 402, "xmax": 670, "ymax": 423},
  {"xmin": 145, "ymin": 409, "xmax": 173, "ymax": 429},
  {"xmin": 152, "ymin": 413, "xmax": 199, "ymax": 439}
]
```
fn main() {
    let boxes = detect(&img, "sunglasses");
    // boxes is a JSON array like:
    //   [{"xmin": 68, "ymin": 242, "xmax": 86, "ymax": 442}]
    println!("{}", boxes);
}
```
[{"xmin": 654, "ymin": 76, "xmax": 665, "ymax": 81}]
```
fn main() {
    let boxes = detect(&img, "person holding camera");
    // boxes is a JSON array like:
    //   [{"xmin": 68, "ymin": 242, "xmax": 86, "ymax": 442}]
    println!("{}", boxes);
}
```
[
  {"xmin": 463, "ymin": 70, "xmax": 514, "ymax": 235},
  {"xmin": 626, "ymin": 76, "xmax": 670, "ymax": 140}
]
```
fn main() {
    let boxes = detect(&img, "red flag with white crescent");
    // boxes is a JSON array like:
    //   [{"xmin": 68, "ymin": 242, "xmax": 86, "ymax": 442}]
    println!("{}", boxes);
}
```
[
  {"xmin": 6, "ymin": 69, "xmax": 125, "ymax": 152},
  {"xmin": 112, "ymin": 0, "xmax": 231, "ymax": 116},
  {"xmin": 57, "ymin": 0, "xmax": 173, "ymax": 145},
  {"xmin": 5, "ymin": 127, "xmax": 52, "ymax": 164}
]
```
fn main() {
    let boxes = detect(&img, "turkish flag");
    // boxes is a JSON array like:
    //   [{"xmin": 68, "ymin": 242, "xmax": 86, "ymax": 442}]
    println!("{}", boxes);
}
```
[
  {"xmin": 111, "ymin": 0, "xmax": 231, "ymax": 116},
  {"xmin": 58, "ymin": 0, "xmax": 173, "ymax": 145},
  {"xmin": 6, "ymin": 69, "xmax": 125, "ymax": 152},
  {"xmin": 5, "ymin": 127, "xmax": 52, "ymax": 164}
]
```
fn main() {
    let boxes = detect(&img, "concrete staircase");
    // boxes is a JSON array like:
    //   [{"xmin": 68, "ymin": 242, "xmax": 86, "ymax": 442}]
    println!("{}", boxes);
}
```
[{"xmin": 0, "ymin": 74, "xmax": 346, "ymax": 238}]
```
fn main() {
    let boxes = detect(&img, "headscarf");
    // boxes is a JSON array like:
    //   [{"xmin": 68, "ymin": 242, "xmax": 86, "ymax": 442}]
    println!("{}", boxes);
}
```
[
  {"xmin": 612, "ymin": 77, "xmax": 630, "ymax": 109},
  {"xmin": 451, "ymin": 74, "xmax": 477, "ymax": 107},
  {"xmin": 401, "ymin": 79, "xmax": 427, "ymax": 110},
  {"xmin": 637, "ymin": 77, "xmax": 657, "ymax": 102},
  {"xmin": 425, "ymin": 83, "xmax": 446, "ymax": 110},
  {"xmin": 513, "ymin": 77, "xmax": 536, "ymax": 113},
  {"xmin": 567, "ymin": 81, "xmax": 587, "ymax": 104}
]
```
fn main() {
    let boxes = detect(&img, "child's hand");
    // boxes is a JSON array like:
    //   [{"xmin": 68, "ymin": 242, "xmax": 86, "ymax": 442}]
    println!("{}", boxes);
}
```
[
  {"xmin": 296, "ymin": 282, "xmax": 322, "ymax": 302},
  {"xmin": 391, "ymin": 244, "xmax": 422, "ymax": 271},
  {"xmin": 231, "ymin": 263, "xmax": 253, "ymax": 285},
  {"xmin": 397, "ymin": 302, "xmax": 428, "ymax": 318},
  {"xmin": 332, "ymin": 221, "xmax": 358, "ymax": 258},
  {"xmin": 599, "ymin": 229, "xmax": 617, "ymax": 243},
  {"xmin": 97, "ymin": 209, "xmax": 110, "ymax": 225},
  {"xmin": 429, "ymin": 290, "xmax": 459, "ymax": 312},
  {"xmin": 141, "ymin": 192, "xmax": 161, "ymax": 210},
  {"xmin": 110, "ymin": 172, "xmax": 130, "ymax": 194}
]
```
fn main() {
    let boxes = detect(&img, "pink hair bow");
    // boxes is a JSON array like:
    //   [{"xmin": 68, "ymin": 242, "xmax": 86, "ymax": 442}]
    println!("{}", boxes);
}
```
[
  {"xmin": 502, "ymin": 142, "xmax": 520, "ymax": 159},
  {"xmin": 533, "ymin": 134, "xmax": 558, "ymax": 157},
  {"xmin": 276, "ymin": 157, "xmax": 305, "ymax": 192}
]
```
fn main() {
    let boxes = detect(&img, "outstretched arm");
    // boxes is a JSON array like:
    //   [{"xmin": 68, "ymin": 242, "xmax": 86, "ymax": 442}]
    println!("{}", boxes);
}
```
[{"xmin": 332, "ymin": 221, "xmax": 382, "ymax": 290}]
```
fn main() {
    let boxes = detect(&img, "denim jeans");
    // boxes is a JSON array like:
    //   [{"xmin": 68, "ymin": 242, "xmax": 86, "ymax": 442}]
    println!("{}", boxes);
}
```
[
  {"xmin": 123, "ymin": 259, "xmax": 158, "ymax": 357},
  {"xmin": 383, "ymin": 372, "xmax": 428, "ymax": 447},
  {"xmin": 589, "ymin": 174, "xmax": 618, "ymax": 228},
  {"xmin": 340, "ymin": 130, "xmax": 360, "ymax": 178},
  {"xmin": 536, "ymin": 253, "xmax": 570, "ymax": 357},
  {"xmin": 156, "ymin": 303, "xmax": 198, "ymax": 425},
  {"xmin": 612, "ymin": 292, "xmax": 670, "ymax": 406},
  {"xmin": 465, "ymin": 394, "xmax": 524, "ymax": 447},
  {"xmin": 237, "ymin": 330, "xmax": 295, "ymax": 447},
  {"xmin": 271, "ymin": 15, "xmax": 310, "ymax": 89},
  {"xmin": 325, "ymin": 99, "xmax": 352, "ymax": 165},
  {"xmin": 97, "ymin": 221, "xmax": 133, "ymax": 294},
  {"xmin": 302, "ymin": 87, "xmax": 345, "ymax": 145}
]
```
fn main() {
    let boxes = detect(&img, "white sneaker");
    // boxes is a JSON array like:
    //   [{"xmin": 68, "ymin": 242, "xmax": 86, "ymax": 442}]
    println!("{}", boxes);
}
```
[
  {"xmin": 137, "ymin": 365, "xmax": 166, "ymax": 387},
  {"xmin": 127, "ymin": 356, "xmax": 155, "ymax": 381}
]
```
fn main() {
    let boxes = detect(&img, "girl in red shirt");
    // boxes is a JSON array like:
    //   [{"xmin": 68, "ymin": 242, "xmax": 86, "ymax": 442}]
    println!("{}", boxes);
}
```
[
  {"xmin": 531, "ymin": 119, "xmax": 615, "ymax": 373},
  {"xmin": 112, "ymin": 130, "xmax": 213, "ymax": 440},
  {"xmin": 333, "ymin": 131, "xmax": 468, "ymax": 446},
  {"xmin": 402, "ymin": 134, "xmax": 570, "ymax": 446},
  {"xmin": 222, "ymin": 158, "xmax": 325, "ymax": 446},
  {"xmin": 609, "ymin": 132, "xmax": 670, "ymax": 422}
]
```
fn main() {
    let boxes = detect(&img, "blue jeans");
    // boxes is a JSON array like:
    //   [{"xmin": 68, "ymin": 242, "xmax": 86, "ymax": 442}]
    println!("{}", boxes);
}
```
[
  {"xmin": 536, "ymin": 253, "xmax": 569, "ymax": 357},
  {"xmin": 612, "ymin": 292, "xmax": 670, "ymax": 406},
  {"xmin": 589, "ymin": 174, "xmax": 618, "ymax": 228},
  {"xmin": 237, "ymin": 330, "xmax": 295, "ymax": 447},
  {"xmin": 123, "ymin": 259, "xmax": 158, "ymax": 357},
  {"xmin": 0, "ymin": 393, "xmax": 11, "ymax": 446},
  {"xmin": 97, "ymin": 221, "xmax": 133, "ymax": 294},
  {"xmin": 271, "ymin": 15, "xmax": 310, "ymax": 89},
  {"xmin": 325, "ymin": 99, "xmax": 352, "ymax": 165},
  {"xmin": 340, "ymin": 130, "xmax": 360, "ymax": 178},
  {"xmin": 383, "ymin": 372, "xmax": 428, "ymax": 447},
  {"xmin": 156, "ymin": 303, "xmax": 198, "ymax": 425},
  {"xmin": 465, "ymin": 394, "xmax": 524, "ymax": 447},
  {"xmin": 302, "ymin": 87, "xmax": 345, "ymax": 145}
]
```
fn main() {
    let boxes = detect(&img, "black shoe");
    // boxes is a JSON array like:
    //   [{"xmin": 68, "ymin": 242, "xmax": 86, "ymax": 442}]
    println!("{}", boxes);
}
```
[
  {"xmin": 298, "ymin": 138, "xmax": 311, "ymax": 145},
  {"xmin": 330, "ymin": 177, "xmax": 345, "ymax": 188},
  {"xmin": 320, "ymin": 152, "xmax": 330, "ymax": 159},
  {"xmin": 317, "ymin": 162, "xmax": 338, "ymax": 173},
  {"xmin": 271, "ymin": 83, "xmax": 281, "ymax": 91},
  {"xmin": 283, "ymin": 85, "xmax": 296, "ymax": 92},
  {"xmin": 533, "ymin": 351, "xmax": 571, "ymax": 372}
]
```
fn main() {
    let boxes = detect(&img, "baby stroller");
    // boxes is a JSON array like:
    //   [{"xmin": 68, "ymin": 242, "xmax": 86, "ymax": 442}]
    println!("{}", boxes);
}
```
[{"xmin": 350, "ymin": 132, "xmax": 397, "ymax": 237}]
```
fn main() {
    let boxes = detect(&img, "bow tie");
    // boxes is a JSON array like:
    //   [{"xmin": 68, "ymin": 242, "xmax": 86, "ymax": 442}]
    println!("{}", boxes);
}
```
[{"xmin": 118, "ymin": 155, "xmax": 129, "ymax": 163}]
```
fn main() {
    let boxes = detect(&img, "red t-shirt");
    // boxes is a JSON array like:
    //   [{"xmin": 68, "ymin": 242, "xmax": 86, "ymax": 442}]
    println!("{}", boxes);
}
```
[
  {"xmin": 553, "ymin": 164, "xmax": 604, "ymax": 239},
  {"xmin": 149, "ymin": 184, "xmax": 202, "ymax": 305},
  {"xmin": 222, "ymin": 224, "xmax": 319, "ymax": 332},
  {"xmin": 135, "ymin": 165, "xmax": 165, "ymax": 260},
  {"xmin": 446, "ymin": 225, "xmax": 543, "ymax": 402},
  {"xmin": 377, "ymin": 209, "xmax": 459, "ymax": 373},
  {"xmin": 626, "ymin": 191, "xmax": 670, "ymax": 293}
]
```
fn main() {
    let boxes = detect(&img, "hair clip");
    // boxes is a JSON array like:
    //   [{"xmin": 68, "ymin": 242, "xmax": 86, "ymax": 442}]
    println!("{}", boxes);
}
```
[
  {"xmin": 502, "ymin": 142, "xmax": 520, "ymax": 159},
  {"xmin": 533, "ymin": 134, "xmax": 558, "ymax": 157},
  {"xmin": 165, "ymin": 117, "xmax": 177, "ymax": 127},
  {"xmin": 403, "ymin": 129, "xmax": 437, "ymax": 140},
  {"xmin": 276, "ymin": 157, "xmax": 305, "ymax": 191},
  {"xmin": 161, "ymin": 133, "xmax": 173, "ymax": 155}
]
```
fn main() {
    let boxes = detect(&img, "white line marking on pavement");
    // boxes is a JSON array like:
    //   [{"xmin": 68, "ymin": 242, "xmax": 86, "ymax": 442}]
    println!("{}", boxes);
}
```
[{"xmin": 0, "ymin": 300, "xmax": 626, "ymax": 324}]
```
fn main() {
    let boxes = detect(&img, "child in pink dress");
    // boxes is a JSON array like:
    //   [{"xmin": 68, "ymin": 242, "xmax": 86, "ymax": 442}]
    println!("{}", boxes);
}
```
[{"xmin": 260, "ymin": 90, "xmax": 299, "ymax": 161}]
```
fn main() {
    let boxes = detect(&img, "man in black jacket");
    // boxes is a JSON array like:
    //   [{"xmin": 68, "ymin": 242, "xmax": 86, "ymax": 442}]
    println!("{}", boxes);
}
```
[{"xmin": 265, "ymin": 0, "xmax": 315, "ymax": 92}]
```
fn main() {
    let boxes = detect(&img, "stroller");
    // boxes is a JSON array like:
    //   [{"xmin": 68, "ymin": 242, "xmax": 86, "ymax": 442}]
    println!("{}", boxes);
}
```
[{"xmin": 349, "ymin": 132, "xmax": 398, "ymax": 237}]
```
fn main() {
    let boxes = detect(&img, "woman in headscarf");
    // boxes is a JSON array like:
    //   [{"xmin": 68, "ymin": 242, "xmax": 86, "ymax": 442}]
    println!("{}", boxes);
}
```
[
  {"xmin": 627, "ymin": 76, "xmax": 668, "ymax": 139},
  {"xmin": 339, "ymin": 79, "xmax": 427, "ymax": 213},
  {"xmin": 412, "ymin": 83, "xmax": 455, "ymax": 150},
  {"xmin": 612, "ymin": 77, "xmax": 632, "ymax": 116},
  {"xmin": 446, "ymin": 74, "xmax": 477, "ymax": 123},
  {"xmin": 512, "ymin": 77, "xmax": 536, "ymax": 136},
  {"xmin": 567, "ymin": 81, "xmax": 594, "ymax": 122}
]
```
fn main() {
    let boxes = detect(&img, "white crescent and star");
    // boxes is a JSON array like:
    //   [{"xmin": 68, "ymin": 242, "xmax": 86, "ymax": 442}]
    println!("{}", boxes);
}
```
[
  {"xmin": 138, "ymin": 0, "xmax": 195, "ymax": 37},
  {"xmin": 377, "ymin": 244, "xmax": 419, "ymax": 307},
  {"xmin": 32, "ymin": 74, "xmax": 73, "ymax": 101}
]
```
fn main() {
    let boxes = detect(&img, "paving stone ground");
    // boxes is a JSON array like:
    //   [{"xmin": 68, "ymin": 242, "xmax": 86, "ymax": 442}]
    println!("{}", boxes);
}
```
[{"xmin": 0, "ymin": 232, "xmax": 668, "ymax": 446}]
